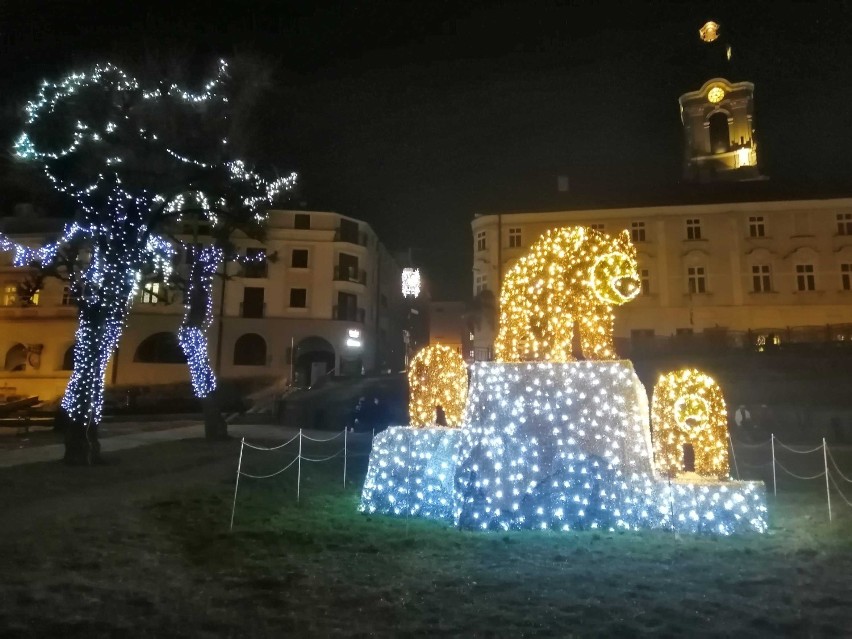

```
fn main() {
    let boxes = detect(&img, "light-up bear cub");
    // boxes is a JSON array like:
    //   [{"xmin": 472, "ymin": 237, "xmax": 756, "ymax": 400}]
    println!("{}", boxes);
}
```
[
  {"xmin": 408, "ymin": 344, "xmax": 468, "ymax": 427},
  {"xmin": 652, "ymin": 368, "xmax": 730, "ymax": 480},
  {"xmin": 494, "ymin": 226, "xmax": 640, "ymax": 362}
]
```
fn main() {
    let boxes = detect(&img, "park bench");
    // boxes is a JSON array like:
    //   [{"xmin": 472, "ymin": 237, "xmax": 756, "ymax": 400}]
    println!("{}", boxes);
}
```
[{"xmin": 0, "ymin": 397, "xmax": 43, "ymax": 435}]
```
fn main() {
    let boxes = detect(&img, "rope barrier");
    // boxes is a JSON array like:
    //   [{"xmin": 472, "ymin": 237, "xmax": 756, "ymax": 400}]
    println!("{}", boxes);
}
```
[
  {"xmin": 736, "ymin": 460, "xmax": 772, "ymax": 470},
  {"xmin": 301, "ymin": 430, "xmax": 345, "ymax": 442},
  {"xmin": 238, "ymin": 456, "xmax": 299, "ymax": 479},
  {"xmin": 729, "ymin": 438, "xmax": 772, "ymax": 448},
  {"xmin": 828, "ymin": 471, "xmax": 852, "ymax": 508},
  {"xmin": 773, "ymin": 439, "xmax": 824, "ymax": 455},
  {"xmin": 242, "ymin": 433, "xmax": 300, "ymax": 451},
  {"xmin": 826, "ymin": 447, "xmax": 852, "ymax": 484},
  {"xmin": 301, "ymin": 449, "xmax": 345, "ymax": 463},
  {"xmin": 775, "ymin": 459, "xmax": 825, "ymax": 481}
]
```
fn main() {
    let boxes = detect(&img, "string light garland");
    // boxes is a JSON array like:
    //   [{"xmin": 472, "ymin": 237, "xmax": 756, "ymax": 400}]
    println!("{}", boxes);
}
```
[
  {"xmin": 0, "ymin": 60, "xmax": 296, "ymax": 440},
  {"xmin": 408, "ymin": 344, "xmax": 469, "ymax": 427},
  {"xmin": 494, "ymin": 227, "xmax": 640, "ymax": 362},
  {"xmin": 652, "ymin": 368, "xmax": 730, "ymax": 480}
]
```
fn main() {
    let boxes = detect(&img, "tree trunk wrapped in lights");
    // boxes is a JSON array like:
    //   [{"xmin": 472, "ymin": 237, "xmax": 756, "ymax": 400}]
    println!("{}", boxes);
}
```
[{"xmin": 177, "ymin": 245, "xmax": 226, "ymax": 440}]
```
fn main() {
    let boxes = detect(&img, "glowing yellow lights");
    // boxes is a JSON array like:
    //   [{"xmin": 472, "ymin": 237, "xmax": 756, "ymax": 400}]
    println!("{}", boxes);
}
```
[
  {"xmin": 408, "ymin": 344, "xmax": 468, "ymax": 427},
  {"xmin": 494, "ymin": 226, "xmax": 640, "ymax": 362},
  {"xmin": 652, "ymin": 368, "xmax": 730, "ymax": 480},
  {"xmin": 735, "ymin": 146, "xmax": 755, "ymax": 168},
  {"xmin": 700, "ymin": 21, "xmax": 720, "ymax": 43},
  {"xmin": 707, "ymin": 86, "xmax": 725, "ymax": 104}
]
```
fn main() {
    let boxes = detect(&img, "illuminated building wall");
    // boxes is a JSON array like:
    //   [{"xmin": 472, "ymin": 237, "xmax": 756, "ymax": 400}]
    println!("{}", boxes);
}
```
[
  {"xmin": 0, "ymin": 209, "xmax": 404, "ymax": 400},
  {"xmin": 470, "ymin": 198, "xmax": 852, "ymax": 359}
]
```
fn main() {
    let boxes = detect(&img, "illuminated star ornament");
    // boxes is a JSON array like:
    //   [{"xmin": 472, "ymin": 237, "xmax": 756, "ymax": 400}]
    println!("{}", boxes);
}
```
[
  {"xmin": 360, "ymin": 225, "xmax": 767, "ymax": 536},
  {"xmin": 0, "ymin": 60, "xmax": 296, "ymax": 448}
]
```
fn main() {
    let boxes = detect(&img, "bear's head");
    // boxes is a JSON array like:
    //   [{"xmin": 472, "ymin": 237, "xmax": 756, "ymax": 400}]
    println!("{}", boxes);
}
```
[{"xmin": 590, "ymin": 229, "xmax": 641, "ymax": 305}]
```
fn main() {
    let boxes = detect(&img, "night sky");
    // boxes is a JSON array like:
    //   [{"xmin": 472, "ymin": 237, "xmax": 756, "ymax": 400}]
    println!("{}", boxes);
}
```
[{"xmin": 2, "ymin": 1, "xmax": 851, "ymax": 299}]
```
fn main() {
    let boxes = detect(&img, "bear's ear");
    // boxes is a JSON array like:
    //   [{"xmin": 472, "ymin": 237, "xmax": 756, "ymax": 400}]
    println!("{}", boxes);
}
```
[{"xmin": 620, "ymin": 229, "xmax": 632, "ymax": 244}]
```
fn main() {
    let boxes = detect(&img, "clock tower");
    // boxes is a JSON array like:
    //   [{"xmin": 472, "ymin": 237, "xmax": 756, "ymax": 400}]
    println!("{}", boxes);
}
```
[{"xmin": 679, "ymin": 21, "xmax": 761, "ymax": 182}]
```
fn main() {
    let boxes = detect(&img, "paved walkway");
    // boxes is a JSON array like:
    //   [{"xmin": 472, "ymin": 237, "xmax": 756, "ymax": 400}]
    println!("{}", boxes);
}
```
[{"xmin": 0, "ymin": 423, "xmax": 309, "ymax": 468}]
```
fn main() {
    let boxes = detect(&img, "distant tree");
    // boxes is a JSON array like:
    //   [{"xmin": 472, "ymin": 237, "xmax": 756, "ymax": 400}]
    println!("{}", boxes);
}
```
[{"xmin": 0, "ymin": 59, "xmax": 296, "ymax": 464}]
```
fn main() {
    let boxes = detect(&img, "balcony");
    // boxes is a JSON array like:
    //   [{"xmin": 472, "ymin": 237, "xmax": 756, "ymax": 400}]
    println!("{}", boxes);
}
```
[
  {"xmin": 333, "ymin": 305, "xmax": 365, "ymax": 323},
  {"xmin": 334, "ymin": 228, "xmax": 368, "ymax": 246},
  {"xmin": 334, "ymin": 265, "xmax": 367, "ymax": 285},
  {"xmin": 239, "ymin": 302, "xmax": 266, "ymax": 318}
]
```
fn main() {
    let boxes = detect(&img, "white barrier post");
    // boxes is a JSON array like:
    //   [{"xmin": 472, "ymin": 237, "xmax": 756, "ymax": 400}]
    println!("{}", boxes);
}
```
[
  {"xmin": 728, "ymin": 433, "xmax": 740, "ymax": 480},
  {"xmin": 343, "ymin": 428, "xmax": 348, "ymax": 489},
  {"xmin": 771, "ymin": 434, "xmax": 777, "ymax": 496},
  {"xmin": 229, "ymin": 438, "xmax": 245, "ymax": 532},
  {"xmin": 297, "ymin": 429, "xmax": 303, "ymax": 503},
  {"xmin": 824, "ymin": 438, "xmax": 832, "ymax": 522}
]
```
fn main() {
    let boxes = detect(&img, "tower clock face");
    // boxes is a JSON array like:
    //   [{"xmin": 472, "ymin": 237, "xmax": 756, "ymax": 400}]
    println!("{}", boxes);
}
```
[{"xmin": 707, "ymin": 87, "xmax": 725, "ymax": 103}]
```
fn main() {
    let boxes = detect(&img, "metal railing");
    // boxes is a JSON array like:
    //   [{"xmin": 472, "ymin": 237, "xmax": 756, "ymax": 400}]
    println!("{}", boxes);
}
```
[
  {"xmin": 333, "ymin": 265, "xmax": 366, "ymax": 284},
  {"xmin": 334, "ymin": 228, "xmax": 368, "ymax": 246}
]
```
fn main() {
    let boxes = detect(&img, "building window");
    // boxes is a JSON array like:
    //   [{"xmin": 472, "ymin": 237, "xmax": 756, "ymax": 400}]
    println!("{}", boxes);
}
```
[
  {"xmin": 508, "ymin": 228, "xmax": 522, "ymax": 248},
  {"xmin": 61, "ymin": 286, "xmax": 74, "ymax": 305},
  {"xmin": 590, "ymin": 223, "xmax": 605, "ymax": 232},
  {"xmin": 837, "ymin": 213, "xmax": 852, "ymax": 236},
  {"xmin": 241, "ymin": 287, "xmax": 265, "ymax": 318},
  {"xmin": 748, "ymin": 216, "xmax": 765, "ymax": 238},
  {"xmin": 631, "ymin": 221, "xmax": 646, "ymax": 243},
  {"xmin": 2, "ymin": 283, "xmax": 18, "ymax": 306},
  {"xmin": 842, "ymin": 264, "xmax": 852, "ymax": 290},
  {"xmin": 289, "ymin": 288, "xmax": 307, "ymax": 308},
  {"xmin": 687, "ymin": 266, "xmax": 706, "ymax": 294},
  {"xmin": 639, "ymin": 269, "xmax": 650, "ymax": 295},
  {"xmin": 686, "ymin": 219, "xmax": 702, "ymax": 240},
  {"xmin": 233, "ymin": 333, "xmax": 267, "ymax": 366},
  {"xmin": 475, "ymin": 274, "xmax": 488, "ymax": 295},
  {"xmin": 140, "ymin": 282, "xmax": 162, "ymax": 304},
  {"xmin": 752, "ymin": 264, "xmax": 772, "ymax": 292},
  {"xmin": 476, "ymin": 231, "xmax": 487, "ymax": 252},
  {"xmin": 796, "ymin": 264, "xmax": 815, "ymax": 291},
  {"xmin": 291, "ymin": 249, "xmax": 309, "ymax": 268},
  {"xmin": 294, "ymin": 213, "xmax": 311, "ymax": 230}
]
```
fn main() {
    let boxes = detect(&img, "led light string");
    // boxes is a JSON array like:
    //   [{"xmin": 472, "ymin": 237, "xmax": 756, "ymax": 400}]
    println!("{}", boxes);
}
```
[{"xmin": 407, "ymin": 344, "xmax": 468, "ymax": 427}]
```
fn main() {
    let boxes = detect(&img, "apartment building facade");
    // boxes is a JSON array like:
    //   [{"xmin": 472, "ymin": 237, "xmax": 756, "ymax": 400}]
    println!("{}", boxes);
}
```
[
  {"xmin": 470, "ymin": 197, "xmax": 852, "ymax": 358},
  {"xmin": 1, "ymin": 209, "xmax": 405, "ymax": 402}
]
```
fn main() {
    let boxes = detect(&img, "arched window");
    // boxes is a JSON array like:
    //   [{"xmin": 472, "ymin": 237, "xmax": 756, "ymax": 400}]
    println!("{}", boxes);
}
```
[
  {"xmin": 234, "ymin": 333, "xmax": 267, "ymax": 366},
  {"xmin": 134, "ymin": 332, "xmax": 186, "ymax": 363},
  {"xmin": 708, "ymin": 112, "xmax": 730, "ymax": 154},
  {"xmin": 4, "ymin": 343, "xmax": 27, "ymax": 371},
  {"xmin": 61, "ymin": 345, "xmax": 75, "ymax": 371}
]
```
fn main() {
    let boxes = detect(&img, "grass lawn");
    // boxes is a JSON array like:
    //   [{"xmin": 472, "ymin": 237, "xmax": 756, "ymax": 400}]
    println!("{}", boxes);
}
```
[{"xmin": 0, "ymin": 433, "xmax": 850, "ymax": 638}]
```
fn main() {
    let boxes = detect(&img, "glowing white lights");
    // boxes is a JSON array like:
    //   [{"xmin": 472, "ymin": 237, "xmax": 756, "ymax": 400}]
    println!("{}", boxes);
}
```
[
  {"xmin": 401, "ymin": 267, "xmax": 421, "ymax": 298},
  {"xmin": 359, "ymin": 361, "xmax": 768, "ymax": 535},
  {"xmin": 346, "ymin": 329, "xmax": 363, "ymax": 349}
]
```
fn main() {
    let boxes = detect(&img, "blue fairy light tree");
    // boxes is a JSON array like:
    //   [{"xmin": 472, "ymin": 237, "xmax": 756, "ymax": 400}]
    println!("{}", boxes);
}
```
[{"xmin": 0, "ymin": 60, "xmax": 296, "ymax": 464}]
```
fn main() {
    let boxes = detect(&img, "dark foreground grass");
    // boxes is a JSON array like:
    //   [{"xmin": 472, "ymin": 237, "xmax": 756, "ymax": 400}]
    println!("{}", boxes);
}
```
[{"xmin": 0, "ymin": 436, "xmax": 850, "ymax": 638}]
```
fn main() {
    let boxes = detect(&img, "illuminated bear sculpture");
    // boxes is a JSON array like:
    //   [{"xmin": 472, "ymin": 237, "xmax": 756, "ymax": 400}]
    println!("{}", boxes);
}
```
[
  {"xmin": 408, "ymin": 344, "xmax": 468, "ymax": 427},
  {"xmin": 494, "ymin": 227, "xmax": 641, "ymax": 362},
  {"xmin": 652, "ymin": 368, "xmax": 730, "ymax": 480}
]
